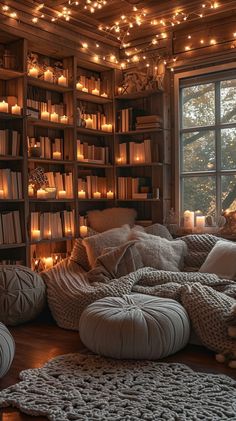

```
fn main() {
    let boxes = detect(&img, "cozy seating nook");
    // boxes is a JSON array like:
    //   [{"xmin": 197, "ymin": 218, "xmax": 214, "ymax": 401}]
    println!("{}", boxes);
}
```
[{"xmin": 0, "ymin": 0, "xmax": 236, "ymax": 420}]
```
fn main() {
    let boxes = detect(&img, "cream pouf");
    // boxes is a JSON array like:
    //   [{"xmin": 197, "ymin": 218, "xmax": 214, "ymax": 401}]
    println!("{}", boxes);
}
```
[
  {"xmin": 0, "ymin": 265, "xmax": 46, "ymax": 326},
  {"xmin": 79, "ymin": 294, "xmax": 190, "ymax": 359},
  {"xmin": 0, "ymin": 322, "xmax": 15, "ymax": 378}
]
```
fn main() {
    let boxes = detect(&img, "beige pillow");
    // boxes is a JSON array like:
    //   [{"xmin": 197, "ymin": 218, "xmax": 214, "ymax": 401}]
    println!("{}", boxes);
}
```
[
  {"xmin": 199, "ymin": 240, "xmax": 236, "ymax": 279},
  {"xmin": 87, "ymin": 208, "xmax": 137, "ymax": 232},
  {"xmin": 83, "ymin": 224, "xmax": 131, "ymax": 267},
  {"xmin": 129, "ymin": 230, "xmax": 187, "ymax": 272},
  {"xmin": 70, "ymin": 227, "xmax": 98, "ymax": 271},
  {"xmin": 145, "ymin": 223, "xmax": 173, "ymax": 240}
]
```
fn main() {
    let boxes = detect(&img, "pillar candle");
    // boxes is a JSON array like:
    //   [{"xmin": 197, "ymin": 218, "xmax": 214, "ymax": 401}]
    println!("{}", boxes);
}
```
[
  {"xmin": 0, "ymin": 100, "xmax": 8, "ymax": 113},
  {"xmin": 101, "ymin": 92, "xmax": 108, "ymax": 98},
  {"xmin": 196, "ymin": 215, "xmax": 205, "ymax": 230},
  {"xmin": 28, "ymin": 185, "xmax": 34, "ymax": 197},
  {"xmin": 52, "ymin": 151, "xmax": 62, "ymax": 160},
  {"xmin": 184, "ymin": 210, "xmax": 195, "ymax": 229},
  {"xmin": 60, "ymin": 115, "xmax": 68, "ymax": 124},
  {"xmin": 0, "ymin": 189, "xmax": 4, "ymax": 199},
  {"xmin": 58, "ymin": 190, "xmax": 67, "ymax": 199},
  {"xmin": 50, "ymin": 112, "xmax": 59, "ymax": 123},
  {"xmin": 77, "ymin": 154, "xmax": 84, "ymax": 161},
  {"xmin": 85, "ymin": 117, "xmax": 93, "ymax": 129},
  {"xmin": 37, "ymin": 189, "xmax": 48, "ymax": 199},
  {"xmin": 82, "ymin": 87, "xmax": 88, "ymax": 93},
  {"xmin": 41, "ymin": 110, "xmax": 50, "ymax": 120},
  {"xmin": 44, "ymin": 69, "xmax": 53, "ymax": 83},
  {"xmin": 11, "ymin": 104, "xmax": 21, "ymax": 115},
  {"xmin": 92, "ymin": 88, "xmax": 100, "ymax": 96},
  {"xmin": 76, "ymin": 82, "xmax": 83, "ymax": 90},
  {"xmin": 78, "ymin": 190, "xmax": 86, "ymax": 199},
  {"xmin": 58, "ymin": 75, "xmax": 67, "ymax": 86},
  {"xmin": 80, "ymin": 225, "xmax": 88, "ymax": 238},
  {"xmin": 44, "ymin": 257, "xmax": 53, "ymax": 269},
  {"xmin": 107, "ymin": 190, "xmax": 114, "ymax": 199},
  {"xmin": 28, "ymin": 67, "xmax": 39, "ymax": 78},
  {"xmin": 93, "ymin": 191, "xmax": 101, "ymax": 199},
  {"xmin": 45, "ymin": 187, "xmax": 57, "ymax": 199},
  {"xmin": 31, "ymin": 230, "xmax": 41, "ymax": 241}
]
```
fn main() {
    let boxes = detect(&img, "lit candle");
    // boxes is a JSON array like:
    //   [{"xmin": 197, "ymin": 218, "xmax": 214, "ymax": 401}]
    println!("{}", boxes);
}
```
[
  {"xmin": 107, "ymin": 190, "xmax": 114, "ymax": 199},
  {"xmin": 184, "ymin": 210, "xmax": 195, "ymax": 230},
  {"xmin": 82, "ymin": 87, "xmax": 88, "ymax": 93},
  {"xmin": 77, "ymin": 154, "xmax": 84, "ymax": 161},
  {"xmin": 118, "ymin": 87, "xmax": 123, "ymax": 95},
  {"xmin": 28, "ymin": 185, "xmax": 34, "ymax": 197},
  {"xmin": 44, "ymin": 257, "xmax": 54, "ymax": 269},
  {"xmin": 29, "ymin": 145, "xmax": 41, "ymax": 157},
  {"xmin": 76, "ymin": 82, "xmax": 83, "ymax": 90},
  {"xmin": 92, "ymin": 88, "xmax": 100, "ymax": 96},
  {"xmin": 45, "ymin": 187, "xmax": 57, "ymax": 199},
  {"xmin": 50, "ymin": 112, "xmax": 59, "ymax": 123},
  {"xmin": 28, "ymin": 67, "xmax": 39, "ymax": 78},
  {"xmin": 53, "ymin": 151, "xmax": 62, "ymax": 160},
  {"xmin": 80, "ymin": 225, "xmax": 88, "ymax": 238},
  {"xmin": 135, "ymin": 156, "xmax": 140, "ymax": 162},
  {"xmin": 58, "ymin": 75, "xmax": 67, "ymax": 86},
  {"xmin": 93, "ymin": 191, "xmax": 101, "ymax": 199},
  {"xmin": 44, "ymin": 69, "xmax": 53, "ymax": 83},
  {"xmin": 66, "ymin": 228, "xmax": 72, "ymax": 237},
  {"xmin": 58, "ymin": 190, "xmax": 67, "ymax": 199},
  {"xmin": 101, "ymin": 92, "xmax": 108, "ymax": 98},
  {"xmin": 101, "ymin": 124, "xmax": 108, "ymax": 131},
  {"xmin": 41, "ymin": 110, "xmax": 50, "ymax": 120},
  {"xmin": 45, "ymin": 230, "xmax": 51, "ymax": 240},
  {"xmin": 78, "ymin": 190, "xmax": 86, "ymax": 199},
  {"xmin": 107, "ymin": 124, "xmax": 112, "ymax": 132},
  {"xmin": 0, "ymin": 189, "xmax": 4, "ymax": 199},
  {"xmin": 117, "ymin": 157, "xmax": 122, "ymax": 164},
  {"xmin": 60, "ymin": 115, "xmax": 68, "ymax": 124},
  {"xmin": 196, "ymin": 215, "xmax": 205, "ymax": 230},
  {"xmin": 85, "ymin": 117, "xmax": 93, "ymax": 129},
  {"xmin": 11, "ymin": 104, "xmax": 21, "ymax": 115},
  {"xmin": 0, "ymin": 100, "xmax": 8, "ymax": 113},
  {"xmin": 31, "ymin": 229, "xmax": 41, "ymax": 242},
  {"xmin": 37, "ymin": 188, "xmax": 48, "ymax": 199}
]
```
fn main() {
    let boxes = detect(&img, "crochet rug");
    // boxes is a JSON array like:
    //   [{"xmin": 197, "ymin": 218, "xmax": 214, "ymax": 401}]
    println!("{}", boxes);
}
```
[{"xmin": 0, "ymin": 353, "xmax": 236, "ymax": 421}]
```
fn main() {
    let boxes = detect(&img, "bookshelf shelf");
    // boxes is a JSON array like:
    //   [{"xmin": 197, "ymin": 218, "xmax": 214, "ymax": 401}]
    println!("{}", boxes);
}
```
[
  {"xmin": 29, "ymin": 199, "xmax": 74, "ymax": 203},
  {"xmin": 27, "ymin": 77, "xmax": 73, "ymax": 93},
  {"xmin": 0, "ymin": 68, "xmax": 24, "ymax": 80},
  {"xmin": 77, "ymin": 127, "xmax": 113, "ymax": 136},
  {"xmin": 28, "ymin": 158, "xmax": 74, "ymax": 165},
  {"xmin": 27, "ymin": 117, "xmax": 74, "ymax": 130},
  {"xmin": 115, "ymin": 128, "xmax": 162, "ymax": 136},
  {"xmin": 78, "ymin": 198, "xmax": 115, "ymax": 202},
  {"xmin": 29, "ymin": 237, "xmax": 73, "ymax": 246},
  {"xmin": 77, "ymin": 162, "xmax": 112, "ymax": 168},
  {"xmin": 0, "ymin": 156, "xmax": 23, "ymax": 161},
  {"xmin": 117, "ymin": 199, "xmax": 161, "ymax": 202},
  {"xmin": 0, "ymin": 243, "xmax": 26, "ymax": 249},
  {"xmin": 115, "ymin": 89, "xmax": 163, "ymax": 100},
  {"xmin": 0, "ymin": 113, "xmax": 23, "ymax": 120},
  {"xmin": 0, "ymin": 199, "xmax": 24, "ymax": 203},
  {"xmin": 116, "ymin": 162, "xmax": 163, "ymax": 168},
  {"xmin": 76, "ymin": 90, "xmax": 112, "ymax": 104}
]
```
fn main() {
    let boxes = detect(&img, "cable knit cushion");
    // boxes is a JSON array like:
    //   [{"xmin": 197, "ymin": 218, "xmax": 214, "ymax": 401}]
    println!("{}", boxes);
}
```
[
  {"xmin": 0, "ymin": 322, "xmax": 15, "ymax": 378},
  {"xmin": 144, "ymin": 223, "xmax": 173, "ymax": 240},
  {"xmin": 87, "ymin": 208, "xmax": 137, "ymax": 232},
  {"xmin": 0, "ymin": 266, "xmax": 46, "ymax": 326},
  {"xmin": 182, "ymin": 234, "xmax": 220, "ymax": 271},
  {"xmin": 79, "ymin": 294, "xmax": 190, "ymax": 359}
]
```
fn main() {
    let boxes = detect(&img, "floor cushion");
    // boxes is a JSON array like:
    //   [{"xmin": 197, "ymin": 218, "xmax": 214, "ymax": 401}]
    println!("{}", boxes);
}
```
[
  {"xmin": 0, "ymin": 322, "xmax": 15, "ymax": 378},
  {"xmin": 79, "ymin": 294, "xmax": 190, "ymax": 360},
  {"xmin": 0, "ymin": 265, "xmax": 46, "ymax": 326}
]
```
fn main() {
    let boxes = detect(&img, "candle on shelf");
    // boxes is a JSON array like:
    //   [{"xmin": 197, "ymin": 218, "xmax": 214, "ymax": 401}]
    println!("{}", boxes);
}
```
[
  {"xmin": 76, "ymin": 82, "xmax": 83, "ymax": 90},
  {"xmin": 29, "ymin": 145, "xmax": 41, "ymax": 157},
  {"xmin": 80, "ymin": 225, "xmax": 88, "ymax": 238},
  {"xmin": 135, "ymin": 156, "xmax": 140, "ymax": 162},
  {"xmin": 58, "ymin": 74, "xmax": 67, "ymax": 86},
  {"xmin": 31, "ymin": 229, "xmax": 41, "ymax": 242},
  {"xmin": 85, "ymin": 117, "xmax": 93, "ymax": 129},
  {"xmin": 41, "ymin": 110, "xmax": 50, "ymax": 120},
  {"xmin": 101, "ymin": 124, "xmax": 108, "ymax": 131},
  {"xmin": 50, "ymin": 112, "xmax": 59, "ymax": 123},
  {"xmin": 107, "ymin": 190, "xmax": 114, "ymax": 199},
  {"xmin": 101, "ymin": 92, "xmax": 108, "ymax": 98},
  {"xmin": 107, "ymin": 124, "xmax": 112, "ymax": 132},
  {"xmin": 58, "ymin": 190, "xmax": 67, "ymax": 199},
  {"xmin": 82, "ymin": 87, "xmax": 88, "ymax": 93},
  {"xmin": 60, "ymin": 115, "xmax": 68, "ymax": 124},
  {"xmin": 37, "ymin": 188, "xmax": 48, "ymax": 199},
  {"xmin": 77, "ymin": 154, "xmax": 84, "ymax": 161},
  {"xmin": 45, "ymin": 187, "xmax": 57, "ymax": 199},
  {"xmin": 118, "ymin": 87, "xmax": 123, "ymax": 95},
  {"xmin": 0, "ymin": 100, "xmax": 8, "ymax": 113},
  {"xmin": 44, "ymin": 69, "xmax": 53, "ymax": 83},
  {"xmin": 78, "ymin": 189, "xmax": 86, "ymax": 199},
  {"xmin": 45, "ymin": 230, "xmax": 51, "ymax": 240},
  {"xmin": 28, "ymin": 185, "xmax": 34, "ymax": 197},
  {"xmin": 92, "ymin": 88, "xmax": 100, "ymax": 96},
  {"xmin": 117, "ymin": 157, "xmax": 122, "ymax": 164},
  {"xmin": 196, "ymin": 215, "xmax": 205, "ymax": 231},
  {"xmin": 184, "ymin": 210, "xmax": 195, "ymax": 230},
  {"xmin": 66, "ymin": 228, "xmax": 72, "ymax": 237},
  {"xmin": 0, "ymin": 189, "xmax": 4, "ymax": 199},
  {"xmin": 93, "ymin": 191, "xmax": 101, "ymax": 199},
  {"xmin": 28, "ymin": 67, "xmax": 39, "ymax": 78},
  {"xmin": 44, "ymin": 257, "xmax": 53, "ymax": 269},
  {"xmin": 52, "ymin": 151, "xmax": 62, "ymax": 160},
  {"xmin": 11, "ymin": 104, "xmax": 21, "ymax": 115}
]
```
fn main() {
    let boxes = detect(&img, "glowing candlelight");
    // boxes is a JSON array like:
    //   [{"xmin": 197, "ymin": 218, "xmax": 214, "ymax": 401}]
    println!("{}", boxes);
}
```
[
  {"xmin": 28, "ymin": 185, "xmax": 34, "ymax": 197},
  {"xmin": 78, "ymin": 190, "xmax": 86, "ymax": 199},
  {"xmin": 196, "ymin": 215, "xmax": 205, "ymax": 230},
  {"xmin": 52, "ymin": 151, "xmax": 62, "ymax": 160},
  {"xmin": 11, "ymin": 104, "xmax": 21, "ymax": 115},
  {"xmin": 85, "ymin": 117, "xmax": 93, "ymax": 129},
  {"xmin": 50, "ymin": 112, "xmax": 59, "ymax": 123},
  {"xmin": 28, "ymin": 67, "xmax": 39, "ymax": 78},
  {"xmin": 31, "ymin": 229, "xmax": 41, "ymax": 241},
  {"xmin": 93, "ymin": 191, "xmax": 101, "ymax": 199},
  {"xmin": 37, "ymin": 189, "xmax": 48, "ymax": 199},
  {"xmin": 0, "ymin": 189, "xmax": 4, "ymax": 199},
  {"xmin": 41, "ymin": 110, "xmax": 50, "ymax": 120},
  {"xmin": 44, "ymin": 69, "xmax": 53, "ymax": 83},
  {"xmin": 92, "ymin": 88, "xmax": 100, "ymax": 96},
  {"xmin": 76, "ymin": 82, "xmax": 83, "ymax": 90},
  {"xmin": 0, "ymin": 100, "xmax": 8, "ymax": 113},
  {"xmin": 45, "ymin": 187, "xmax": 57, "ymax": 199},
  {"xmin": 101, "ymin": 92, "xmax": 108, "ymax": 98},
  {"xmin": 77, "ymin": 154, "xmax": 84, "ymax": 161},
  {"xmin": 82, "ymin": 87, "xmax": 88, "ymax": 93},
  {"xmin": 107, "ymin": 190, "xmax": 114, "ymax": 199},
  {"xmin": 44, "ymin": 257, "xmax": 53, "ymax": 269},
  {"xmin": 60, "ymin": 115, "xmax": 68, "ymax": 124},
  {"xmin": 58, "ymin": 190, "xmax": 67, "ymax": 199},
  {"xmin": 184, "ymin": 210, "xmax": 195, "ymax": 230},
  {"xmin": 58, "ymin": 74, "xmax": 67, "ymax": 86},
  {"xmin": 80, "ymin": 225, "xmax": 88, "ymax": 238}
]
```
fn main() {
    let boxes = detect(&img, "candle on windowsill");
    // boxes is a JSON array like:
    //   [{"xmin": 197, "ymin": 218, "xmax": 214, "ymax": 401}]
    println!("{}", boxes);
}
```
[
  {"xmin": 82, "ymin": 87, "xmax": 88, "ymax": 93},
  {"xmin": 80, "ymin": 225, "xmax": 88, "ymax": 238},
  {"xmin": 11, "ymin": 104, "xmax": 21, "ymax": 115},
  {"xmin": 184, "ymin": 210, "xmax": 195, "ymax": 230},
  {"xmin": 0, "ymin": 189, "xmax": 4, "ymax": 199},
  {"xmin": 0, "ymin": 100, "xmax": 8, "ymax": 113},
  {"xmin": 60, "ymin": 115, "xmax": 68, "ymax": 124},
  {"xmin": 44, "ymin": 69, "xmax": 53, "ymax": 83},
  {"xmin": 28, "ymin": 67, "xmax": 39, "ymax": 78},
  {"xmin": 196, "ymin": 215, "xmax": 205, "ymax": 231},
  {"xmin": 76, "ymin": 82, "xmax": 83, "ymax": 90},
  {"xmin": 101, "ymin": 92, "xmax": 108, "ymax": 98},
  {"xmin": 58, "ymin": 190, "xmax": 67, "ymax": 199},
  {"xmin": 58, "ymin": 75, "xmax": 67, "ymax": 86},
  {"xmin": 52, "ymin": 151, "xmax": 62, "ymax": 160},
  {"xmin": 31, "ymin": 229, "xmax": 41, "ymax": 242},
  {"xmin": 92, "ymin": 88, "xmax": 100, "ymax": 96},
  {"xmin": 37, "ymin": 189, "xmax": 48, "ymax": 199},
  {"xmin": 28, "ymin": 185, "xmax": 34, "ymax": 197},
  {"xmin": 44, "ymin": 257, "xmax": 53, "ymax": 269},
  {"xmin": 41, "ymin": 110, "xmax": 50, "ymax": 120},
  {"xmin": 107, "ymin": 190, "xmax": 114, "ymax": 199},
  {"xmin": 50, "ymin": 112, "xmax": 59, "ymax": 123},
  {"xmin": 78, "ymin": 190, "xmax": 86, "ymax": 199},
  {"xmin": 93, "ymin": 191, "xmax": 101, "ymax": 199}
]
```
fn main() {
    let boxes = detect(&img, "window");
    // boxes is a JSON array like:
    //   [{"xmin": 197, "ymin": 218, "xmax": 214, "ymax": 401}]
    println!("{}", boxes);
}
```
[{"xmin": 180, "ymin": 72, "xmax": 236, "ymax": 218}]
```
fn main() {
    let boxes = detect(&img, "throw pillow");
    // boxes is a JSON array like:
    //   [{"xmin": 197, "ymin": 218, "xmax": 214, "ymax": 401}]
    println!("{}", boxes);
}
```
[
  {"xmin": 70, "ymin": 227, "xmax": 98, "ymax": 271},
  {"xmin": 83, "ymin": 224, "xmax": 131, "ymax": 267},
  {"xmin": 144, "ymin": 223, "xmax": 173, "ymax": 240},
  {"xmin": 87, "ymin": 208, "xmax": 137, "ymax": 232},
  {"xmin": 128, "ymin": 230, "xmax": 187, "ymax": 272},
  {"xmin": 199, "ymin": 240, "xmax": 236, "ymax": 279},
  {"xmin": 182, "ymin": 234, "xmax": 220, "ymax": 271}
]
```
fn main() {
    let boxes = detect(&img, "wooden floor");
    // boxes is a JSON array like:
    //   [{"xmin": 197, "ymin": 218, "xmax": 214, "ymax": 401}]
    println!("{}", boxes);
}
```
[{"xmin": 0, "ymin": 315, "xmax": 235, "ymax": 421}]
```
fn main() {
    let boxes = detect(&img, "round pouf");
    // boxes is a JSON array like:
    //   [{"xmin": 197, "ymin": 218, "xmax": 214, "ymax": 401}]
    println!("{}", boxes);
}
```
[
  {"xmin": 79, "ymin": 294, "xmax": 190, "ymax": 360},
  {"xmin": 0, "ymin": 265, "xmax": 46, "ymax": 326},
  {"xmin": 0, "ymin": 322, "xmax": 15, "ymax": 378}
]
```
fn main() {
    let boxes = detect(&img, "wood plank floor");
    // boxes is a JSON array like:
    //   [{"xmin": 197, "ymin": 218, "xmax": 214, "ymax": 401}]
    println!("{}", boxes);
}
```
[{"xmin": 0, "ymin": 316, "xmax": 235, "ymax": 421}]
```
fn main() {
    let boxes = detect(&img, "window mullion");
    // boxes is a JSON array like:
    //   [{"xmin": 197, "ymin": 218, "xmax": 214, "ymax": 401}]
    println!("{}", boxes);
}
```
[{"xmin": 215, "ymin": 81, "xmax": 222, "ymax": 219}]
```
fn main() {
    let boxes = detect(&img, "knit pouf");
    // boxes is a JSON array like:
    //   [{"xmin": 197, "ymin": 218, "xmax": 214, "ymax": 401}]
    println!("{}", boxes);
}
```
[
  {"xmin": 0, "ymin": 322, "xmax": 15, "ymax": 378},
  {"xmin": 0, "ymin": 265, "xmax": 46, "ymax": 326},
  {"xmin": 79, "ymin": 294, "xmax": 190, "ymax": 359}
]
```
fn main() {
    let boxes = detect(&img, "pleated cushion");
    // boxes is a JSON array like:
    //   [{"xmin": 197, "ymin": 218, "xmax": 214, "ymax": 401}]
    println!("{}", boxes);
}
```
[
  {"xmin": 79, "ymin": 294, "xmax": 190, "ymax": 360},
  {"xmin": 0, "ymin": 265, "xmax": 46, "ymax": 326},
  {"xmin": 0, "ymin": 322, "xmax": 15, "ymax": 378}
]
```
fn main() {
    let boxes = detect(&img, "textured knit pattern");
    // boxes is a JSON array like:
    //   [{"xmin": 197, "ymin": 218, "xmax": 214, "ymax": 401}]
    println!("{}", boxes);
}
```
[
  {"xmin": 182, "ymin": 233, "xmax": 220, "ymax": 270},
  {"xmin": 70, "ymin": 227, "xmax": 98, "ymax": 271},
  {"xmin": 0, "ymin": 353, "xmax": 236, "ymax": 421},
  {"xmin": 0, "ymin": 322, "xmax": 15, "ymax": 378}
]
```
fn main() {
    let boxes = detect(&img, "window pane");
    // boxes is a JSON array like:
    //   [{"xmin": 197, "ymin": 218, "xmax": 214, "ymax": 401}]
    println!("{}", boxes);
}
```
[
  {"xmin": 182, "ymin": 83, "xmax": 215, "ymax": 128},
  {"xmin": 220, "ymin": 79, "xmax": 236, "ymax": 123},
  {"xmin": 221, "ymin": 128, "xmax": 236, "ymax": 169},
  {"xmin": 221, "ymin": 175, "xmax": 236, "ymax": 211},
  {"xmin": 182, "ymin": 176, "xmax": 216, "ymax": 215},
  {"xmin": 182, "ymin": 131, "xmax": 215, "ymax": 172}
]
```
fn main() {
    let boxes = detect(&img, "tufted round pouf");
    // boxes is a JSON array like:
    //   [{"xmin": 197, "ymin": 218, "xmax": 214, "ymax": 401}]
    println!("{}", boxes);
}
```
[
  {"xmin": 0, "ymin": 322, "xmax": 15, "ymax": 378},
  {"xmin": 79, "ymin": 294, "xmax": 190, "ymax": 360},
  {"xmin": 0, "ymin": 265, "xmax": 46, "ymax": 326}
]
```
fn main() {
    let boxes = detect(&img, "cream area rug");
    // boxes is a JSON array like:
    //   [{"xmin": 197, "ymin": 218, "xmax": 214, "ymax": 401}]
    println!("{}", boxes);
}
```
[{"xmin": 0, "ymin": 353, "xmax": 236, "ymax": 421}]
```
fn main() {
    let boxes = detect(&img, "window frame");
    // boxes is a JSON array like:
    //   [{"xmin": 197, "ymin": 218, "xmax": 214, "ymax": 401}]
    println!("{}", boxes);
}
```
[{"xmin": 174, "ymin": 62, "xmax": 236, "ymax": 221}]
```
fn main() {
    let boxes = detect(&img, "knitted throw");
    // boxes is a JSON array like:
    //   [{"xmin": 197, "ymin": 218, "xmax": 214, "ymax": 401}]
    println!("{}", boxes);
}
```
[{"xmin": 0, "ymin": 353, "xmax": 236, "ymax": 421}]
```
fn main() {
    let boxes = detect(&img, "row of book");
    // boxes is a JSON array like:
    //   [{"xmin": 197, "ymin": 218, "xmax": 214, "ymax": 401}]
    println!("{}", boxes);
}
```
[
  {"xmin": 28, "ymin": 136, "xmax": 64, "ymax": 159},
  {"xmin": 0, "ymin": 169, "xmax": 22, "ymax": 199},
  {"xmin": 117, "ymin": 109, "xmax": 163, "ymax": 132},
  {"xmin": 0, "ymin": 130, "xmax": 21, "ymax": 156},
  {"xmin": 117, "ymin": 177, "xmax": 152, "ymax": 200},
  {"xmin": 77, "ymin": 139, "xmax": 110, "ymax": 164},
  {"xmin": 136, "ymin": 115, "xmax": 163, "ymax": 130},
  {"xmin": 78, "ymin": 176, "xmax": 110, "ymax": 198},
  {"xmin": 45, "ymin": 172, "xmax": 73, "ymax": 198},
  {"xmin": 118, "ymin": 139, "xmax": 152, "ymax": 164},
  {"xmin": 0, "ymin": 210, "xmax": 22, "ymax": 244},
  {"xmin": 81, "ymin": 112, "xmax": 112, "ymax": 131},
  {"xmin": 77, "ymin": 75, "xmax": 102, "ymax": 92},
  {"xmin": 27, "ymin": 99, "xmax": 66, "ymax": 119},
  {"xmin": 31, "ymin": 211, "xmax": 75, "ymax": 240}
]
